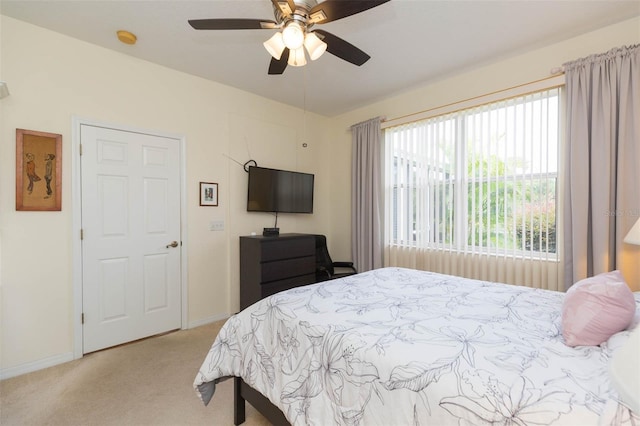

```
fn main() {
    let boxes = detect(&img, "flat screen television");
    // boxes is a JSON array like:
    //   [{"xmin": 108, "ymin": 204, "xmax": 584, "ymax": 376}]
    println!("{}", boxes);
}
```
[{"xmin": 247, "ymin": 166, "xmax": 314, "ymax": 214}]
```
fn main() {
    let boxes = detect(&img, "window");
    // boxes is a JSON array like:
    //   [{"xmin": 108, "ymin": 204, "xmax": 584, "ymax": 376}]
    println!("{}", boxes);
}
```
[{"xmin": 385, "ymin": 88, "xmax": 559, "ymax": 259}]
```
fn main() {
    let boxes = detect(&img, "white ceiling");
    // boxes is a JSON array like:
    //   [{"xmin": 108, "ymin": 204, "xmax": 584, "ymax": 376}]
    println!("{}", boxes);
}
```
[{"xmin": 2, "ymin": 0, "xmax": 639, "ymax": 116}]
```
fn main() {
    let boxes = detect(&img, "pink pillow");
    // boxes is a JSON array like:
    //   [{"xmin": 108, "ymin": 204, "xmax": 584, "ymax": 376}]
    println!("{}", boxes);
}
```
[{"xmin": 562, "ymin": 270, "xmax": 636, "ymax": 347}]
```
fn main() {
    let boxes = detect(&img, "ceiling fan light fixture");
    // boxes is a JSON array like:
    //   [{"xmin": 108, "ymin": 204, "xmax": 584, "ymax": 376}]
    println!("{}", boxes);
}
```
[
  {"xmin": 188, "ymin": 0, "xmax": 390, "ymax": 75},
  {"xmin": 288, "ymin": 46, "xmax": 307, "ymax": 67},
  {"xmin": 263, "ymin": 32, "xmax": 286, "ymax": 60},
  {"xmin": 304, "ymin": 32, "xmax": 327, "ymax": 61},
  {"xmin": 282, "ymin": 21, "xmax": 305, "ymax": 49}
]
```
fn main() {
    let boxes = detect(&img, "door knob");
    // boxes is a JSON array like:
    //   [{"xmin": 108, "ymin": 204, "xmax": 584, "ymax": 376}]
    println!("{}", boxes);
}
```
[{"xmin": 166, "ymin": 241, "xmax": 179, "ymax": 248}]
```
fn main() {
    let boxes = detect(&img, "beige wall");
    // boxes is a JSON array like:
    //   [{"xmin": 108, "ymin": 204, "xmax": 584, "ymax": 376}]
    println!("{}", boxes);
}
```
[
  {"xmin": 0, "ymin": 16, "xmax": 330, "ymax": 375},
  {"xmin": 328, "ymin": 16, "xmax": 640, "ymax": 289}
]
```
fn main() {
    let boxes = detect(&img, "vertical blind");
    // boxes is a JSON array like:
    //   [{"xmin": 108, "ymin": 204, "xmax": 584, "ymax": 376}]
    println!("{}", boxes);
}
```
[{"xmin": 384, "ymin": 88, "xmax": 561, "ymax": 289}]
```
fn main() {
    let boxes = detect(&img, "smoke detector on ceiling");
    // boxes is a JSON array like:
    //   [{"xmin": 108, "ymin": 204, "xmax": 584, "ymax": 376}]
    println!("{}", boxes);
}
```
[{"xmin": 117, "ymin": 30, "xmax": 137, "ymax": 45}]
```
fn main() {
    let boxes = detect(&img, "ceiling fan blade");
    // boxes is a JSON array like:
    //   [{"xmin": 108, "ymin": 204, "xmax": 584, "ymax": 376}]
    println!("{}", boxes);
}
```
[
  {"xmin": 268, "ymin": 48, "xmax": 290, "ymax": 75},
  {"xmin": 308, "ymin": 0, "xmax": 390, "ymax": 24},
  {"xmin": 270, "ymin": 0, "xmax": 297, "ymax": 17},
  {"xmin": 313, "ymin": 30, "xmax": 370, "ymax": 66},
  {"xmin": 188, "ymin": 19, "xmax": 278, "ymax": 30}
]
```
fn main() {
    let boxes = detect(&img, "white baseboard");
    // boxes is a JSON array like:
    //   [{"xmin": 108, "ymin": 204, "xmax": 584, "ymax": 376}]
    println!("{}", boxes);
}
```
[
  {"xmin": 1, "ymin": 315, "xmax": 230, "ymax": 380},
  {"xmin": 188, "ymin": 313, "xmax": 230, "ymax": 329},
  {"xmin": 0, "ymin": 352, "xmax": 74, "ymax": 381}
]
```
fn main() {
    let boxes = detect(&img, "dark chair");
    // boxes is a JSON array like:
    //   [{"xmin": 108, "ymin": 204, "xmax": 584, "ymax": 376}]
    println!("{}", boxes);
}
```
[{"xmin": 313, "ymin": 235, "xmax": 357, "ymax": 282}]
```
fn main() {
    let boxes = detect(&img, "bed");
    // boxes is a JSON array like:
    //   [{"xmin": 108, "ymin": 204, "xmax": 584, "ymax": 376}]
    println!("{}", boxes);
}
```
[{"xmin": 194, "ymin": 267, "xmax": 640, "ymax": 425}]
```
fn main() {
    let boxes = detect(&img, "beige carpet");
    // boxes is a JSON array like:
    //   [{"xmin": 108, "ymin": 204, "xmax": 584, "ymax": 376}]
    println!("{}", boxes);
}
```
[{"xmin": 0, "ymin": 321, "xmax": 272, "ymax": 426}]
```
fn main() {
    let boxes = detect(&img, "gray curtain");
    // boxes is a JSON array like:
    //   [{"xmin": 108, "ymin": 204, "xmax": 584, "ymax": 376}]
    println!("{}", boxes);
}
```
[
  {"xmin": 563, "ymin": 44, "xmax": 640, "ymax": 290},
  {"xmin": 351, "ymin": 117, "xmax": 383, "ymax": 272}
]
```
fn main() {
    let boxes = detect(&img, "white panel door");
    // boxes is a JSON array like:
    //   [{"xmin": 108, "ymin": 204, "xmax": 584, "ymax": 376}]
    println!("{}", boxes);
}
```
[{"xmin": 81, "ymin": 125, "xmax": 181, "ymax": 353}]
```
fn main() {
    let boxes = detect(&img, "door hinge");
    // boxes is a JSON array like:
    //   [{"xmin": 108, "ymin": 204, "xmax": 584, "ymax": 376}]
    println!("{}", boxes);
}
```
[
  {"xmin": 79, "ymin": 143, "xmax": 83, "ymax": 156},
  {"xmin": 81, "ymin": 313, "xmax": 85, "ymax": 324},
  {"xmin": 80, "ymin": 229, "xmax": 84, "ymax": 240}
]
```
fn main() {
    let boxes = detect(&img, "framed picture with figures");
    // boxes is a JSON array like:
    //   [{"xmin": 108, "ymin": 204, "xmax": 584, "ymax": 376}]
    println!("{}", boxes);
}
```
[
  {"xmin": 16, "ymin": 128, "xmax": 62, "ymax": 211},
  {"xmin": 199, "ymin": 182, "xmax": 218, "ymax": 206}
]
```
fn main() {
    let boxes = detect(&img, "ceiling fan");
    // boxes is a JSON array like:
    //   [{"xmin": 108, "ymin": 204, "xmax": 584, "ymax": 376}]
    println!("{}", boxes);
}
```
[{"xmin": 188, "ymin": 0, "xmax": 391, "ymax": 75}]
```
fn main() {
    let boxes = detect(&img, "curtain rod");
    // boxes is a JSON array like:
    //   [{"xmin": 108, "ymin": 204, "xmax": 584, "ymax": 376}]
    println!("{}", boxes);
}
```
[
  {"xmin": 381, "ymin": 73, "xmax": 565, "ymax": 128},
  {"xmin": 350, "ymin": 116, "xmax": 384, "ymax": 129}
]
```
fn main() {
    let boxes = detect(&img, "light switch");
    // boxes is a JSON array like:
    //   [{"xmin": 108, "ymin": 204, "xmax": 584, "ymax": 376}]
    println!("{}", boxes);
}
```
[{"xmin": 209, "ymin": 220, "xmax": 224, "ymax": 231}]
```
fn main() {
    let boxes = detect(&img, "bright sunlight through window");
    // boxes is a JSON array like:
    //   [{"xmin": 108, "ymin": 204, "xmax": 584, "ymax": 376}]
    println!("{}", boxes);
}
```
[{"xmin": 385, "ymin": 88, "xmax": 560, "ymax": 260}]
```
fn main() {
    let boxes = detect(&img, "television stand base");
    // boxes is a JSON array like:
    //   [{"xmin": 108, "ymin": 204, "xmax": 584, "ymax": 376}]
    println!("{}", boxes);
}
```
[{"xmin": 262, "ymin": 227, "xmax": 280, "ymax": 236}]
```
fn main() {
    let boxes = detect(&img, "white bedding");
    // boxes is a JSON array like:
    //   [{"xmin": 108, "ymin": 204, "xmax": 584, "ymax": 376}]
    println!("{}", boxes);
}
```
[{"xmin": 194, "ymin": 267, "xmax": 640, "ymax": 425}]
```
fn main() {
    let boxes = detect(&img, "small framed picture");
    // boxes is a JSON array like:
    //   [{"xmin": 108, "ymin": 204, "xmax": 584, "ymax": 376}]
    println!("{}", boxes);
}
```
[
  {"xmin": 16, "ymin": 128, "xmax": 62, "ymax": 211},
  {"xmin": 199, "ymin": 182, "xmax": 218, "ymax": 206}
]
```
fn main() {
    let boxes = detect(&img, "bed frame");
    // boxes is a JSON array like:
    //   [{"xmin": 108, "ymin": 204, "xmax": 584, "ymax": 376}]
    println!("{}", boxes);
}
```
[{"xmin": 234, "ymin": 377, "xmax": 291, "ymax": 425}]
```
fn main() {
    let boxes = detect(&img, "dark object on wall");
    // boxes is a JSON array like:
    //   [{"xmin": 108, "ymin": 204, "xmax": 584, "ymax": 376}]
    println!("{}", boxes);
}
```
[
  {"xmin": 247, "ymin": 166, "xmax": 314, "ymax": 214},
  {"xmin": 313, "ymin": 234, "xmax": 357, "ymax": 281}
]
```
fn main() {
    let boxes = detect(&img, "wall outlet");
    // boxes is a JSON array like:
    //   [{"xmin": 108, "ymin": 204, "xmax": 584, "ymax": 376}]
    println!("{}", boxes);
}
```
[{"xmin": 209, "ymin": 220, "xmax": 224, "ymax": 231}]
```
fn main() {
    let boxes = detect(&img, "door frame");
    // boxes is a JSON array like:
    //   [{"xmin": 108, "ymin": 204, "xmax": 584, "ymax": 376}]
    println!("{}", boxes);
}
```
[{"xmin": 71, "ymin": 116, "xmax": 188, "ymax": 359}]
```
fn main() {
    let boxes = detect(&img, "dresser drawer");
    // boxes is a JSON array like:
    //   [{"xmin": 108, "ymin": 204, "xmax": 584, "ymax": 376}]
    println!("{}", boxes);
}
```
[
  {"xmin": 262, "ymin": 256, "xmax": 315, "ymax": 282},
  {"xmin": 240, "ymin": 233, "xmax": 317, "ymax": 311},
  {"xmin": 260, "ymin": 273, "xmax": 316, "ymax": 299},
  {"xmin": 260, "ymin": 237, "xmax": 314, "ymax": 262}
]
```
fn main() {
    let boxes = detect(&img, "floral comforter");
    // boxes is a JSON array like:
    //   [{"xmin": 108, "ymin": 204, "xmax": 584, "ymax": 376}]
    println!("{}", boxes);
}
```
[{"xmin": 194, "ymin": 267, "xmax": 639, "ymax": 425}]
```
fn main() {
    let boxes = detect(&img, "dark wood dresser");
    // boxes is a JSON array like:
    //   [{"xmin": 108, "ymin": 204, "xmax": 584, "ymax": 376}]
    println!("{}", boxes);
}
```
[{"xmin": 239, "ymin": 233, "xmax": 315, "ymax": 310}]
